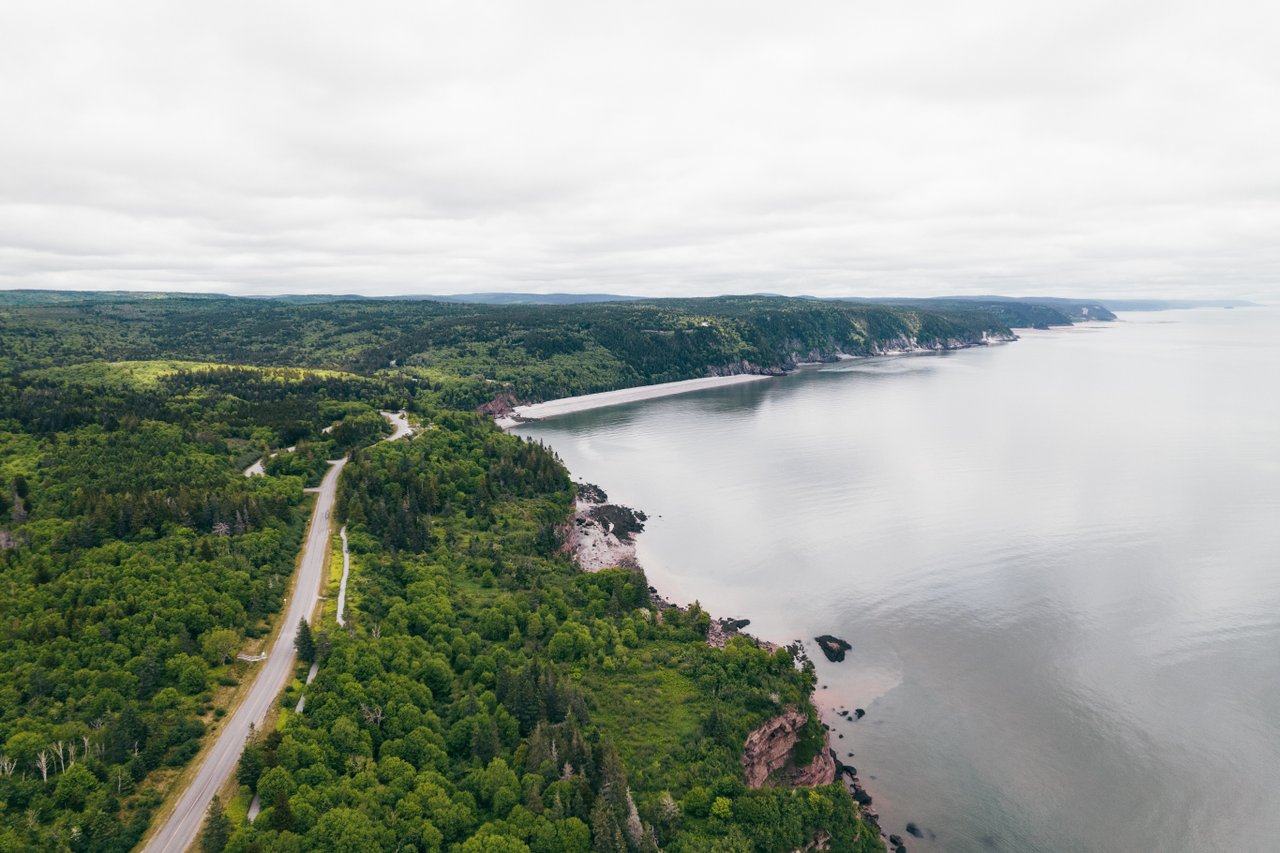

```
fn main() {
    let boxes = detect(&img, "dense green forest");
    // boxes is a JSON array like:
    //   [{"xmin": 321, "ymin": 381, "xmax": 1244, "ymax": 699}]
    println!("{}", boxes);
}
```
[
  {"xmin": 217, "ymin": 416, "xmax": 878, "ymax": 852},
  {"xmin": 0, "ymin": 291, "xmax": 1110, "ymax": 851},
  {"xmin": 0, "ymin": 363, "xmax": 417, "ymax": 850},
  {"xmin": 0, "ymin": 291, "xmax": 1106, "ymax": 404}
]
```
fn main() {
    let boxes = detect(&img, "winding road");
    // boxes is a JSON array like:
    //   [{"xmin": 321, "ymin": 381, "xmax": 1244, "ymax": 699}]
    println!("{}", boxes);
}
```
[
  {"xmin": 142, "ymin": 457, "xmax": 347, "ymax": 853},
  {"xmin": 144, "ymin": 410, "xmax": 414, "ymax": 852}
]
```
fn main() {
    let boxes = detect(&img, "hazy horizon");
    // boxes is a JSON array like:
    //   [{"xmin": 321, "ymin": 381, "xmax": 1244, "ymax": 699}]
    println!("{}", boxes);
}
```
[
  {"xmin": 0, "ymin": 285, "xmax": 1263, "ymax": 306},
  {"xmin": 2, "ymin": 2, "xmax": 1277, "ymax": 302}
]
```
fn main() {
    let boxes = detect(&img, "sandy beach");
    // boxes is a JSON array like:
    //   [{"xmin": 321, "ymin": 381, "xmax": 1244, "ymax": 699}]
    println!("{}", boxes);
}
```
[{"xmin": 496, "ymin": 373, "xmax": 772, "ymax": 428}]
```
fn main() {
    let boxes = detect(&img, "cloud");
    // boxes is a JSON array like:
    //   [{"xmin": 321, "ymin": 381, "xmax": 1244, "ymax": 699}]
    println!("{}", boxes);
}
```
[{"xmin": 0, "ymin": 0, "xmax": 1277, "ymax": 299}]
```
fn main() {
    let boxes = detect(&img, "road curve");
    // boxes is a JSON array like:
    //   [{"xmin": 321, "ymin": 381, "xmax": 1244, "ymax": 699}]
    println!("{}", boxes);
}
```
[{"xmin": 142, "ymin": 458, "xmax": 347, "ymax": 853}]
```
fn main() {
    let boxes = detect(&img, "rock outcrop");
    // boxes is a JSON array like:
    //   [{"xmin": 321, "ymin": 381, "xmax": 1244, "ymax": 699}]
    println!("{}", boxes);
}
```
[
  {"xmin": 568, "ymin": 482, "xmax": 641, "ymax": 571},
  {"xmin": 742, "ymin": 707, "xmax": 837, "ymax": 789},
  {"xmin": 814, "ymin": 635, "xmax": 852, "ymax": 662},
  {"xmin": 476, "ymin": 393, "xmax": 518, "ymax": 417}
]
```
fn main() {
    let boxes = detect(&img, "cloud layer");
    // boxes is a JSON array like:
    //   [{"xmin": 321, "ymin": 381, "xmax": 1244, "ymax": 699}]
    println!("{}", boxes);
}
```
[{"xmin": 1, "ymin": 1, "xmax": 1277, "ymax": 299}]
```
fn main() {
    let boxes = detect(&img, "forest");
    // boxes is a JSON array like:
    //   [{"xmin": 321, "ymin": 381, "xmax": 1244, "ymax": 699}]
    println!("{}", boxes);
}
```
[
  {"xmin": 0, "ymin": 291, "xmax": 1110, "ymax": 404},
  {"xmin": 0, "ymin": 291, "xmax": 1112, "ymax": 851}
]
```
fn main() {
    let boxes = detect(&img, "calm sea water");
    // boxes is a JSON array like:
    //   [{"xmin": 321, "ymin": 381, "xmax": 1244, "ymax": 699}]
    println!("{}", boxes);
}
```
[{"xmin": 517, "ymin": 308, "xmax": 1280, "ymax": 853}]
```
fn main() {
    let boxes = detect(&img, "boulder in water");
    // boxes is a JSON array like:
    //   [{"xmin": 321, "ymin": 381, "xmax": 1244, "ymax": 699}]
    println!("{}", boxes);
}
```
[{"xmin": 814, "ymin": 634, "xmax": 852, "ymax": 662}]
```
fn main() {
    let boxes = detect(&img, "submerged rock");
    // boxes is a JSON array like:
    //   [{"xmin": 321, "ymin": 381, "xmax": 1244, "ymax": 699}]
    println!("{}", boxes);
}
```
[
  {"xmin": 906, "ymin": 822, "xmax": 923, "ymax": 838},
  {"xmin": 854, "ymin": 708, "xmax": 866, "ymax": 719},
  {"xmin": 814, "ymin": 634, "xmax": 852, "ymax": 662}
]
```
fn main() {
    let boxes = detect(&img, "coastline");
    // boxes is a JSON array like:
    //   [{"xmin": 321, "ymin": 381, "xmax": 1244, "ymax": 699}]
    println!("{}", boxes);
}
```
[
  {"xmin": 559, "ymin": 478, "xmax": 885, "ymax": 843},
  {"xmin": 497, "ymin": 337, "xmax": 1036, "ymax": 846},
  {"xmin": 495, "ymin": 373, "xmax": 773, "ymax": 428}
]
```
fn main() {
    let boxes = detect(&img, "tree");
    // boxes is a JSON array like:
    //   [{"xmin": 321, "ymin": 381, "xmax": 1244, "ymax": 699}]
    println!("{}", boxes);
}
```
[
  {"xmin": 294, "ymin": 619, "xmax": 315, "ymax": 664},
  {"xmin": 256, "ymin": 765, "xmax": 294, "ymax": 805},
  {"xmin": 201, "ymin": 798, "xmax": 232, "ymax": 853},
  {"xmin": 306, "ymin": 808, "xmax": 384, "ymax": 852},
  {"xmin": 237, "ymin": 744, "xmax": 264, "ymax": 789},
  {"xmin": 270, "ymin": 790, "xmax": 295, "ymax": 832},
  {"xmin": 201, "ymin": 628, "xmax": 240, "ymax": 666},
  {"xmin": 53, "ymin": 764, "xmax": 97, "ymax": 810}
]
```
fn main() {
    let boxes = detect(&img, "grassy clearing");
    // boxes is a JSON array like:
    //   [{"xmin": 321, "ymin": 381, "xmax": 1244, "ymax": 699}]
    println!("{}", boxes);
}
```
[
  {"xmin": 26, "ymin": 359, "xmax": 362, "ymax": 389},
  {"xmin": 580, "ymin": 643, "xmax": 709, "ymax": 776}
]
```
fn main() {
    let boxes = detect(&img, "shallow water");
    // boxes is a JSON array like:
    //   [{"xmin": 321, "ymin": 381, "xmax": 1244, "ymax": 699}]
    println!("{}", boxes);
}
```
[{"xmin": 517, "ymin": 308, "xmax": 1280, "ymax": 852}]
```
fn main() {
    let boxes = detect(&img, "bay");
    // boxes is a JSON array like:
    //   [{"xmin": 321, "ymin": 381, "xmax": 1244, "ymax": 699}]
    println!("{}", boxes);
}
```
[{"xmin": 517, "ymin": 308, "xmax": 1280, "ymax": 852}]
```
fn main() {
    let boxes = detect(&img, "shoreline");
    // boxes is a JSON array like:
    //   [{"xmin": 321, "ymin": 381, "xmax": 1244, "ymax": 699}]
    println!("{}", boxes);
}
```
[
  {"xmin": 496, "ymin": 373, "xmax": 773, "ymax": 428},
  {"xmin": 495, "ymin": 332, "xmax": 1026, "ymax": 430},
  {"xmin": 560, "ymin": 479, "xmax": 885, "ymax": 842}
]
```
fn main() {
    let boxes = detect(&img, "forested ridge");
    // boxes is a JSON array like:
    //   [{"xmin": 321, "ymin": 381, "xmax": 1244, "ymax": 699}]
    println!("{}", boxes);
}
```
[
  {"xmin": 0, "ymin": 292, "xmax": 1104, "ymax": 851},
  {"xmin": 0, "ymin": 292, "xmax": 1106, "ymax": 404}
]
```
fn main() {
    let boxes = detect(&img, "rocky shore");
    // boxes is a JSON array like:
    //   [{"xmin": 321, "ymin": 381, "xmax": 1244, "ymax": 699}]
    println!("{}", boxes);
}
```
[
  {"xmin": 560, "ymin": 481, "xmax": 647, "ymax": 571},
  {"xmin": 491, "ymin": 331, "xmax": 1016, "ymax": 431},
  {"xmin": 562, "ymin": 479, "xmax": 891, "ymax": 846}
]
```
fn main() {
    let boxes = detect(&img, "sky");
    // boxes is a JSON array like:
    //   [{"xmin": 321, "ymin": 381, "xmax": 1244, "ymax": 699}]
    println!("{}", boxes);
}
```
[{"xmin": 1, "ymin": 1, "xmax": 1277, "ymax": 300}]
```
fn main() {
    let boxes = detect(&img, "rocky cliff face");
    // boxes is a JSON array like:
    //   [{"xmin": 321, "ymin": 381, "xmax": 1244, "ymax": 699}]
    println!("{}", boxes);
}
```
[
  {"xmin": 867, "ymin": 331, "xmax": 1016, "ymax": 355},
  {"xmin": 476, "ymin": 392, "xmax": 517, "ymax": 416},
  {"xmin": 742, "ymin": 707, "xmax": 837, "ymax": 789},
  {"xmin": 710, "ymin": 328, "xmax": 1016, "ymax": 379}
]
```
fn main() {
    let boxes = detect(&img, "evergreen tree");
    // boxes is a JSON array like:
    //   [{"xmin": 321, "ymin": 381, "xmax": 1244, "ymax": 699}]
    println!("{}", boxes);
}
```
[
  {"xmin": 200, "ymin": 798, "xmax": 231, "ymax": 853},
  {"xmin": 270, "ymin": 789, "xmax": 296, "ymax": 832},
  {"xmin": 294, "ymin": 618, "xmax": 315, "ymax": 663}
]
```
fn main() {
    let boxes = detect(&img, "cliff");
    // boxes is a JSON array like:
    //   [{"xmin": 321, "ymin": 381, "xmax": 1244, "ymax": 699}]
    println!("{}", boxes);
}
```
[{"xmin": 743, "ymin": 707, "xmax": 838, "ymax": 789}]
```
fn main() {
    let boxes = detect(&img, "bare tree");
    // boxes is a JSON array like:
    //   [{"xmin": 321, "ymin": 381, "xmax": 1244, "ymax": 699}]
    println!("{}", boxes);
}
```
[
  {"xmin": 359, "ymin": 704, "xmax": 384, "ymax": 727},
  {"xmin": 0, "ymin": 755, "xmax": 15, "ymax": 776},
  {"xmin": 52, "ymin": 741, "xmax": 65, "ymax": 774},
  {"xmin": 35, "ymin": 750, "xmax": 49, "ymax": 783},
  {"xmin": 212, "ymin": 521, "xmax": 231, "ymax": 537}
]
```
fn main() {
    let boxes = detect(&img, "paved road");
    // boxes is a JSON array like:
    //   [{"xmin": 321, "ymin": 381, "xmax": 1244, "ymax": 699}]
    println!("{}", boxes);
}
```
[
  {"xmin": 379, "ymin": 409, "xmax": 413, "ymax": 441},
  {"xmin": 142, "ymin": 458, "xmax": 347, "ymax": 853}
]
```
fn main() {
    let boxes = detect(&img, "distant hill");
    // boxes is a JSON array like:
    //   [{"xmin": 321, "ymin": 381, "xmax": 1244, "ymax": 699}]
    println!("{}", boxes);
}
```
[
  {"xmin": 0, "ymin": 289, "xmax": 226, "ymax": 306},
  {"xmin": 838, "ymin": 295, "xmax": 1115, "ymax": 328},
  {"xmin": 388, "ymin": 292, "xmax": 645, "ymax": 305},
  {"xmin": 1085, "ymin": 298, "xmax": 1259, "ymax": 311}
]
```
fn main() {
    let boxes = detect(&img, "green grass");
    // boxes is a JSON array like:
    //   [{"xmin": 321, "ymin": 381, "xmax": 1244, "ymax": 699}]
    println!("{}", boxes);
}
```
[
  {"xmin": 580, "ymin": 643, "xmax": 708, "ymax": 773},
  {"xmin": 26, "ymin": 359, "xmax": 362, "ymax": 389},
  {"xmin": 225, "ymin": 787, "xmax": 252, "ymax": 825}
]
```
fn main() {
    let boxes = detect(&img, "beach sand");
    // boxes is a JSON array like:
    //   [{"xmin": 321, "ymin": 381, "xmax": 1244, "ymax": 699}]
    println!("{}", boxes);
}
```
[{"xmin": 496, "ymin": 373, "xmax": 772, "ymax": 428}]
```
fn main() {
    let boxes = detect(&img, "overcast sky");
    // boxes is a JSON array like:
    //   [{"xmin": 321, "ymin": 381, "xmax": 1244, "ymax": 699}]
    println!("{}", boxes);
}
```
[{"xmin": 1, "ymin": 1, "xmax": 1276, "ymax": 300}]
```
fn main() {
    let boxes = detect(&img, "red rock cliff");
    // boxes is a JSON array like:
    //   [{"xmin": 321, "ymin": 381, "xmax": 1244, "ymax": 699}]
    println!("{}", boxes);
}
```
[{"xmin": 742, "ymin": 707, "xmax": 837, "ymax": 789}]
